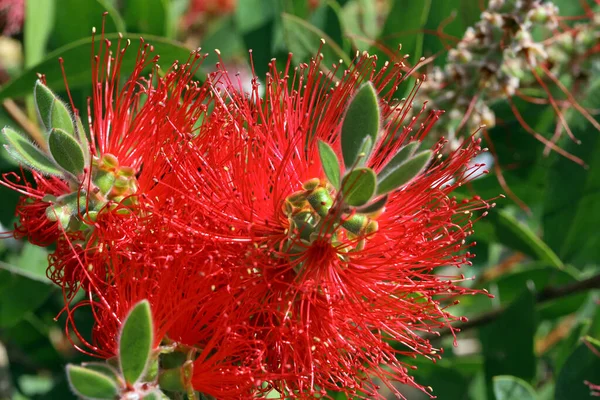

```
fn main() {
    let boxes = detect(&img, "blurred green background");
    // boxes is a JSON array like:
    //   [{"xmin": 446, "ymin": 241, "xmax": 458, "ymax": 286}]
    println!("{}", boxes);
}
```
[{"xmin": 0, "ymin": 0, "xmax": 599, "ymax": 399}]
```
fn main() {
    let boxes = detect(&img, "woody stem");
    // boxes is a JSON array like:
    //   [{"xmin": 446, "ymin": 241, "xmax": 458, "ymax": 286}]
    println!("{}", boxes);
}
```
[{"xmin": 427, "ymin": 272, "xmax": 600, "ymax": 341}]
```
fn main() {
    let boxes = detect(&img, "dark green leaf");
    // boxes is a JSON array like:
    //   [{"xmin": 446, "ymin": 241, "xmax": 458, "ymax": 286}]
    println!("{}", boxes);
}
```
[
  {"xmin": 124, "ymin": 0, "xmax": 168, "ymax": 36},
  {"xmin": 480, "ymin": 287, "xmax": 537, "ymax": 399},
  {"xmin": 309, "ymin": 2, "xmax": 346, "ymax": 54},
  {"xmin": 66, "ymin": 365, "xmax": 119, "ymax": 399},
  {"xmin": 119, "ymin": 300, "xmax": 154, "ymax": 384},
  {"xmin": 484, "ymin": 264, "xmax": 585, "ymax": 319},
  {"xmin": 48, "ymin": 128, "xmax": 85, "ymax": 175},
  {"xmin": 282, "ymin": 13, "xmax": 351, "ymax": 69},
  {"xmin": 341, "ymin": 82, "xmax": 380, "ymax": 168},
  {"xmin": 377, "ymin": 150, "xmax": 431, "ymax": 195},
  {"xmin": 341, "ymin": 167, "xmax": 377, "ymax": 207},
  {"xmin": 1, "ymin": 34, "xmax": 195, "ymax": 102},
  {"xmin": 318, "ymin": 140, "xmax": 341, "ymax": 189},
  {"xmin": 493, "ymin": 376, "xmax": 537, "ymax": 400},
  {"xmin": 52, "ymin": 0, "xmax": 124, "ymax": 49},
  {"xmin": 0, "ymin": 264, "xmax": 53, "ymax": 328},
  {"xmin": 373, "ymin": 0, "xmax": 431, "ymax": 66},
  {"xmin": 2, "ymin": 127, "xmax": 62, "ymax": 176},
  {"xmin": 491, "ymin": 210, "xmax": 564, "ymax": 269},
  {"xmin": 543, "ymin": 79, "xmax": 600, "ymax": 267},
  {"xmin": 235, "ymin": 0, "xmax": 276, "ymax": 79},
  {"xmin": 555, "ymin": 341, "xmax": 600, "ymax": 400}
]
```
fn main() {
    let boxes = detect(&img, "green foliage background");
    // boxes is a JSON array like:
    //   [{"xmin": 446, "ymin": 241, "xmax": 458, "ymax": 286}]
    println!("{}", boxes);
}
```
[{"xmin": 0, "ymin": 0, "xmax": 599, "ymax": 399}]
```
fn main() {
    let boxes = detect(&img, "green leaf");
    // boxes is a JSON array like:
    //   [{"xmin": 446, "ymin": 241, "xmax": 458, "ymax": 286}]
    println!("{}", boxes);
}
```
[
  {"xmin": 48, "ymin": 128, "xmax": 85, "ymax": 175},
  {"xmin": 80, "ymin": 362, "xmax": 119, "ymax": 381},
  {"xmin": 50, "ymin": 97, "xmax": 74, "ymax": 136},
  {"xmin": 378, "ymin": 142, "xmax": 420, "ymax": 176},
  {"xmin": 493, "ymin": 376, "xmax": 537, "ymax": 400},
  {"xmin": 341, "ymin": 82, "xmax": 380, "ymax": 168},
  {"xmin": 52, "ymin": 0, "xmax": 125, "ymax": 49},
  {"xmin": 0, "ymin": 34, "xmax": 195, "ymax": 102},
  {"xmin": 0, "ymin": 263, "xmax": 53, "ymax": 328},
  {"xmin": 119, "ymin": 300, "xmax": 154, "ymax": 384},
  {"xmin": 555, "ymin": 341, "xmax": 600, "ymax": 400},
  {"xmin": 340, "ymin": 0, "xmax": 379, "ymax": 50},
  {"xmin": 377, "ymin": 150, "xmax": 432, "ymax": 195},
  {"xmin": 373, "ymin": 0, "xmax": 431, "ymax": 66},
  {"xmin": 66, "ymin": 365, "xmax": 119, "ymax": 399},
  {"xmin": 143, "ymin": 391, "xmax": 165, "ymax": 400},
  {"xmin": 282, "ymin": 12, "xmax": 351, "ymax": 69},
  {"xmin": 543, "ymin": 79, "xmax": 600, "ymax": 267},
  {"xmin": 75, "ymin": 114, "xmax": 90, "ymax": 164},
  {"xmin": 491, "ymin": 210, "xmax": 564, "ymax": 269},
  {"xmin": 24, "ymin": 0, "xmax": 55, "ymax": 68},
  {"xmin": 2, "ymin": 127, "xmax": 62, "ymax": 176},
  {"xmin": 6, "ymin": 243, "xmax": 50, "ymax": 281},
  {"xmin": 480, "ymin": 287, "xmax": 537, "ymax": 399},
  {"xmin": 235, "ymin": 0, "xmax": 276, "ymax": 80},
  {"xmin": 34, "ymin": 80, "xmax": 56, "ymax": 131},
  {"xmin": 341, "ymin": 167, "xmax": 377, "ymax": 206},
  {"xmin": 318, "ymin": 140, "xmax": 341, "ymax": 189},
  {"xmin": 124, "ymin": 0, "xmax": 168, "ymax": 36},
  {"xmin": 484, "ymin": 264, "xmax": 586, "ymax": 320}
]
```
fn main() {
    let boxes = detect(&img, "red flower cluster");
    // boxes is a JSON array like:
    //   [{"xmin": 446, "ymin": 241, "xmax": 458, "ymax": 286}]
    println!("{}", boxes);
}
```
[{"xmin": 1, "ymin": 31, "xmax": 493, "ymax": 399}]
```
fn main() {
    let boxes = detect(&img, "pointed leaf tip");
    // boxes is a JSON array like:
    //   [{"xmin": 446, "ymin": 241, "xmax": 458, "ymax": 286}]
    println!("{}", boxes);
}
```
[
  {"xmin": 119, "ymin": 299, "xmax": 154, "ymax": 384},
  {"xmin": 34, "ymin": 80, "xmax": 75, "ymax": 135},
  {"xmin": 341, "ymin": 167, "xmax": 377, "ymax": 207},
  {"xmin": 48, "ymin": 128, "xmax": 85, "ymax": 175},
  {"xmin": 317, "ymin": 140, "xmax": 341, "ymax": 189},
  {"xmin": 34, "ymin": 80, "xmax": 54, "ymax": 130},
  {"xmin": 377, "ymin": 150, "xmax": 432, "ymax": 195},
  {"xmin": 66, "ymin": 364, "xmax": 119, "ymax": 399},
  {"xmin": 341, "ymin": 82, "xmax": 380, "ymax": 168},
  {"xmin": 2, "ymin": 127, "xmax": 63, "ymax": 176}
]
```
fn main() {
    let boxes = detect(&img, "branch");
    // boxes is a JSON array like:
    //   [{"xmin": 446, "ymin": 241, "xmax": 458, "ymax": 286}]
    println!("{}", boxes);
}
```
[{"xmin": 427, "ymin": 273, "xmax": 600, "ymax": 341}]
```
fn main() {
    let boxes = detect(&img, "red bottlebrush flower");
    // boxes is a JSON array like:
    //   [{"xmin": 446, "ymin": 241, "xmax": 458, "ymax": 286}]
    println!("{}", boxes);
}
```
[
  {"xmin": 0, "ymin": 0, "xmax": 24, "ymax": 35},
  {"xmin": 64, "ymin": 204, "xmax": 267, "ymax": 399},
  {"xmin": 147, "ymin": 51, "xmax": 493, "ymax": 398},
  {"xmin": 2, "ymin": 28, "xmax": 213, "ymax": 293},
  {"xmin": 1, "ymin": 170, "xmax": 69, "ymax": 246}
]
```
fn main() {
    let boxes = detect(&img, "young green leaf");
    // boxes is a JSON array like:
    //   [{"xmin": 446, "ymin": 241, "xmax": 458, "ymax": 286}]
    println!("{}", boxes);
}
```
[
  {"xmin": 80, "ymin": 362, "xmax": 120, "ymax": 381},
  {"xmin": 34, "ymin": 80, "xmax": 54, "ymax": 130},
  {"xmin": 119, "ymin": 299, "xmax": 154, "ymax": 384},
  {"xmin": 48, "ymin": 128, "xmax": 85, "ymax": 175},
  {"xmin": 341, "ymin": 167, "xmax": 377, "ymax": 206},
  {"xmin": 143, "ymin": 391, "xmax": 165, "ymax": 400},
  {"xmin": 341, "ymin": 82, "xmax": 380, "ymax": 168},
  {"xmin": 50, "ymin": 97, "xmax": 74, "ymax": 135},
  {"xmin": 34, "ymin": 80, "xmax": 75, "ymax": 135},
  {"xmin": 317, "ymin": 140, "xmax": 340, "ymax": 189},
  {"xmin": 66, "ymin": 364, "xmax": 119, "ymax": 400},
  {"xmin": 376, "ymin": 150, "xmax": 432, "ymax": 195},
  {"xmin": 2, "ymin": 127, "xmax": 62, "ymax": 176},
  {"xmin": 74, "ymin": 113, "xmax": 90, "ymax": 163},
  {"xmin": 378, "ymin": 141, "xmax": 420, "ymax": 178}
]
